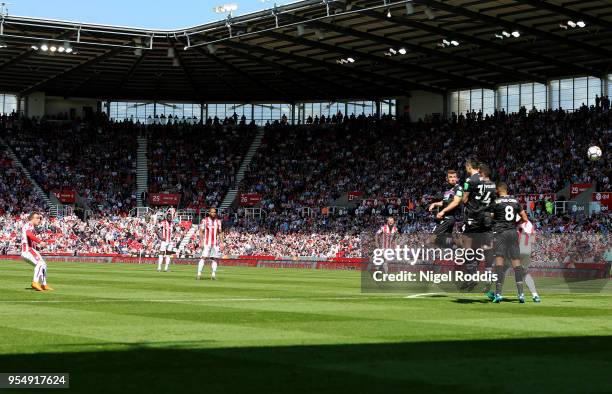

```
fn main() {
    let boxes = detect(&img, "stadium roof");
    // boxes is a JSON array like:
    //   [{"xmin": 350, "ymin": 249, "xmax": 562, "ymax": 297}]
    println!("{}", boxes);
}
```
[{"xmin": 0, "ymin": 0, "xmax": 611, "ymax": 103}]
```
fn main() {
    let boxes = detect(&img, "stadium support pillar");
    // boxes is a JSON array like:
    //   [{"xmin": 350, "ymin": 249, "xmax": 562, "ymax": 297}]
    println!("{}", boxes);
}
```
[
  {"xmin": 603, "ymin": 75, "xmax": 609, "ymax": 97},
  {"xmin": 297, "ymin": 102, "xmax": 305, "ymax": 124},
  {"xmin": 25, "ymin": 92, "xmax": 45, "ymax": 119},
  {"xmin": 290, "ymin": 103, "xmax": 295, "ymax": 125},
  {"xmin": 443, "ymin": 91, "xmax": 449, "ymax": 119},
  {"xmin": 395, "ymin": 96, "xmax": 409, "ymax": 120},
  {"xmin": 15, "ymin": 94, "xmax": 21, "ymax": 114},
  {"xmin": 404, "ymin": 90, "xmax": 444, "ymax": 122},
  {"xmin": 251, "ymin": 104, "xmax": 255, "ymax": 124},
  {"xmin": 375, "ymin": 100, "xmax": 381, "ymax": 118}
]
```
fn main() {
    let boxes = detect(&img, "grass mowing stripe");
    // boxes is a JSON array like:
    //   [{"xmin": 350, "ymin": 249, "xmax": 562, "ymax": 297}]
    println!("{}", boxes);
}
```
[{"xmin": 1, "ymin": 259, "xmax": 611, "ymax": 393}]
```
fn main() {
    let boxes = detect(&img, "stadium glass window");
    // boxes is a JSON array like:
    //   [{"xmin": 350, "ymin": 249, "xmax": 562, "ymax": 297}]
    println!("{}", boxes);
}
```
[
  {"xmin": 304, "ymin": 102, "xmax": 314, "ymax": 120},
  {"xmin": 547, "ymin": 76, "xmax": 602, "ymax": 111},
  {"xmin": 253, "ymin": 104, "xmax": 264, "ymax": 124},
  {"xmin": 380, "ymin": 99, "xmax": 396, "ymax": 116},
  {"xmin": 458, "ymin": 90, "xmax": 470, "ymax": 115},
  {"xmin": 322, "ymin": 102, "xmax": 334, "ymax": 117},
  {"xmin": 533, "ymin": 83, "xmax": 547, "ymax": 109},
  {"xmin": 449, "ymin": 89, "xmax": 494, "ymax": 116},
  {"xmin": 279, "ymin": 104, "xmax": 292, "ymax": 121},
  {"xmin": 608, "ymin": 74, "xmax": 612, "ymax": 96},
  {"xmin": 497, "ymin": 86, "xmax": 508, "ymax": 113},
  {"xmin": 506, "ymin": 84, "xmax": 520, "ymax": 113},
  {"xmin": 235, "ymin": 104, "xmax": 252, "ymax": 122},
  {"xmin": 497, "ymin": 82, "xmax": 547, "ymax": 111},
  {"xmin": 0, "ymin": 93, "xmax": 18, "ymax": 115},
  {"xmin": 520, "ymin": 83, "xmax": 533, "ymax": 109},
  {"xmin": 249, "ymin": 104, "xmax": 287, "ymax": 125},
  {"xmin": 588, "ymin": 77, "xmax": 602, "ymax": 106},
  {"xmin": 347, "ymin": 101, "xmax": 359, "ymax": 116},
  {"xmin": 208, "ymin": 103, "xmax": 238, "ymax": 121},
  {"xmin": 328, "ymin": 102, "xmax": 340, "ymax": 117},
  {"xmin": 470, "ymin": 89, "xmax": 482, "ymax": 111},
  {"xmin": 109, "ymin": 101, "xmax": 201, "ymax": 122},
  {"xmin": 573, "ymin": 77, "xmax": 588, "ymax": 109},
  {"xmin": 483, "ymin": 90, "xmax": 495, "ymax": 115},
  {"xmin": 559, "ymin": 78, "xmax": 574, "ymax": 110},
  {"xmin": 271, "ymin": 104, "xmax": 282, "ymax": 121},
  {"xmin": 360, "ymin": 101, "xmax": 375, "ymax": 116}
]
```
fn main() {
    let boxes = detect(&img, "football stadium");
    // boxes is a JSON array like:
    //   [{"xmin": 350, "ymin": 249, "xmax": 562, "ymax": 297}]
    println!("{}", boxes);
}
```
[{"xmin": 0, "ymin": 0, "xmax": 611, "ymax": 392}]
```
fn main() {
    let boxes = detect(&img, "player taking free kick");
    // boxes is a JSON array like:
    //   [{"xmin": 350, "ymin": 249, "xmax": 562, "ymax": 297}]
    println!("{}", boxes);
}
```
[{"xmin": 21, "ymin": 212, "xmax": 53, "ymax": 291}]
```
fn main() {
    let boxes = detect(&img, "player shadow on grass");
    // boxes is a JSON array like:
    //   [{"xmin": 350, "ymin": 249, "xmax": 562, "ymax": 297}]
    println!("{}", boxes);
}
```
[
  {"xmin": 452, "ymin": 298, "xmax": 519, "ymax": 304},
  {"xmin": 1, "ymin": 336, "xmax": 611, "ymax": 394}
]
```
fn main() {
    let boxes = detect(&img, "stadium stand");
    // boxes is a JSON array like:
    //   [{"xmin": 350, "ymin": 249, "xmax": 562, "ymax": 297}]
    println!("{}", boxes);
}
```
[
  {"xmin": 0, "ymin": 149, "xmax": 47, "ymax": 215},
  {"xmin": 147, "ymin": 117, "xmax": 256, "ymax": 209},
  {"xmin": 237, "ymin": 106, "xmax": 610, "ymax": 232},
  {"xmin": 4, "ymin": 118, "xmax": 138, "ymax": 214},
  {"xmin": 1, "ymin": 106, "xmax": 607, "ymax": 259}
]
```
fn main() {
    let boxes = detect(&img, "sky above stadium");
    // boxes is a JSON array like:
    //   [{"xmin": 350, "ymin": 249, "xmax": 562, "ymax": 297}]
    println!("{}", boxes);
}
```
[{"xmin": 6, "ymin": 0, "xmax": 296, "ymax": 29}]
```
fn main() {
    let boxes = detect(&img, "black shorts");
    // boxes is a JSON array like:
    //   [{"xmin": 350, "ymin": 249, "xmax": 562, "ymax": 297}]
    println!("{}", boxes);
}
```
[
  {"xmin": 433, "ymin": 217, "xmax": 455, "ymax": 235},
  {"xmin": 462, "ymin": 215, "xmax": 486, "ymax": 233},
  {"xmin": 493, "ymin": 230, "xmax": 520, "ymax": 260}
]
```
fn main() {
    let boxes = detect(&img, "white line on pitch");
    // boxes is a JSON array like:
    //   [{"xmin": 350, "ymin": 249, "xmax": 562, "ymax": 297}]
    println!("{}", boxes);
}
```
[
  {"xmin": 0, "ymin": 295, "xmax": 410, "ymax": 303},
  {"xmin": 404, "ymin": 292, "xmax": 446, "ymax": 299}
]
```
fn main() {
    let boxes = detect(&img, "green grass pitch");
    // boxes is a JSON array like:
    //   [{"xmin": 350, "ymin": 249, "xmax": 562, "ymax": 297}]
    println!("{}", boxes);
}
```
[{"xmin": 1, "ymin": 260, "xmax": 611, "ymax": 394}]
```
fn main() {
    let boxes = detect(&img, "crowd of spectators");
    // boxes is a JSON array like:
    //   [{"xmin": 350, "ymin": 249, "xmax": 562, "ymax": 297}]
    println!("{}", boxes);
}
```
[
  {"xmin": 239, "ymin": 105, "xmax": 610, "ymax": 234},
  {"xmin": 0, "ymin": 149, "xmax": 47, "ymax": 215},
  {"xmin": 3, "ymin": 118, "xmax": 138, "ymax": 214},
  {"xmin": 147, "ymin": 114, "xmax": 256, "ymax": 209},
  {"xmin": 0, "ymin": 105, "xmax": 610, "ymax": 260}
]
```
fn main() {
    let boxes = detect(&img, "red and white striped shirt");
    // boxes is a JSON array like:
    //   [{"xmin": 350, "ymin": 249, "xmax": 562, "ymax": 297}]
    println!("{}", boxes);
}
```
[
  {"xmin": 160, "ymin": 220, "xmax": 172, "ymax": 243},
  {"xmin": 201, "ymin": 217, "xmax": 222, "ymax": 247},
  {"xmin": 21, "ymin": 222, "xmax": 41, "ymax": 252},
  {"xmin": 377, "ymin": 225, "xmax": 398, "ymax": 249},
  {"xmin": 519, "ymin": 221, "xmax": 535, "ymax": 255}
]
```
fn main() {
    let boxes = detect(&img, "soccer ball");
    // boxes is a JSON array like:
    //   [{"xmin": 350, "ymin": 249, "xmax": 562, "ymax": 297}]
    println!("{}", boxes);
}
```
[{"xmin": 587, "ymin": 146, "xmax": 602, "ymax": 161}]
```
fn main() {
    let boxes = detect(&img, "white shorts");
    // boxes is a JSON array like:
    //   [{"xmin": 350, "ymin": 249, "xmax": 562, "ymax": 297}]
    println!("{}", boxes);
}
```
[
  {"xmin": 160, "ymin": 241, "xmax": 174, "ymax": 253},
  {"xmin": 201, "ymin": 245, "xmax": 221, "ymax": 258},
  {"xmin": 21, "ymin": 249, "xmax": 44, "ymax": 266}
]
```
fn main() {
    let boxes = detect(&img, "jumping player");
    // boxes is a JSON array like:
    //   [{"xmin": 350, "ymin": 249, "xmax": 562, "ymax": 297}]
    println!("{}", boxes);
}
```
[
  {"xmin": 476, "ymin": 164, "xmax": 497, "ymax": 292},
  {"xmin": 489, "ymin": 182, "xmax": 529, "ymax": 303},
  {"xmin": 197, "ymin": 208, "xmax": 223, "ymax": 280},
  {"xmin": 21, "ymin": 212, "xmax": 53, "ymax": 291},
  {"xmin": 458, "ymin": 160, "xmax": 495, "ymax": 282},
  {"xmin": 429, "ymin": 169, "xmax": 463, "ymax": 247},
  {"xmin": 156, "ymin": 212, "xmax": 174, "ymax": 272}
]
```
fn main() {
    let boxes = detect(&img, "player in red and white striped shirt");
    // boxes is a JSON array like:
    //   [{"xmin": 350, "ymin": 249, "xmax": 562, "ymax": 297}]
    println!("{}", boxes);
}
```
[
  {"xmin": 518, "ymin": 220, "xmax": 541, "ymax": 302},
  {"xmin": 375, "ymin": 217, "xmax": 398, "ymax": 274},
  {"xmin": 197, "ymin": 208, "xmax": 223, "ymax": 280},
  {"xmin": 156, "ymin": 212, "xmax": 175, "ymax": 272},
  {"xmin": 376, "ymin": 217, "xmax": 399, "ymax": 249},
  {"xmin": 21, "ymin": 212, "xmax": 53, "ymax": 291}
]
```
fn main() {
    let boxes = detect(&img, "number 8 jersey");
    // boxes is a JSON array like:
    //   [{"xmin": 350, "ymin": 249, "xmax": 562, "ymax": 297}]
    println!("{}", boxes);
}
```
[{"xmin": 491, "ymin": 196, "xmax": 524, "ymax": 232}]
